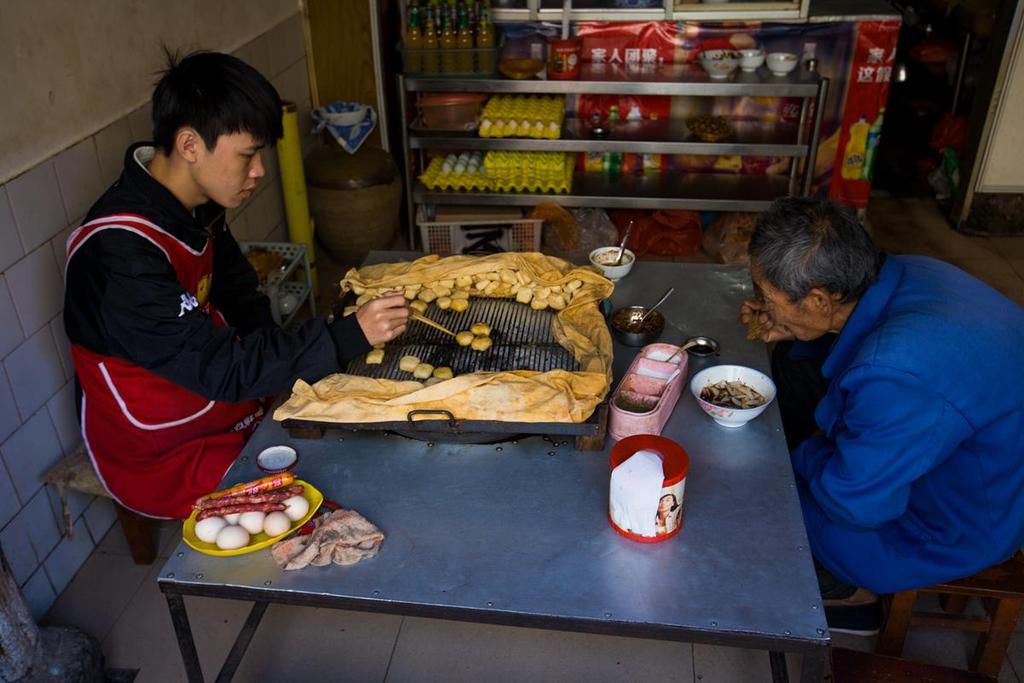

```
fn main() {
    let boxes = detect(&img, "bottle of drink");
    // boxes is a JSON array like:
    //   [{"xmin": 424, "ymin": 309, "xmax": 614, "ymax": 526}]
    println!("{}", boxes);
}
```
[
  {"xmin": 841, "ymin": 115, "xmax": 870, "ymax": 180},
  {"xmin": 422, "ymin": 16, "xmax": 440, "ymax": 74},
  {"xmin": 861, "ymin": 107, "xmax": 885, "ymax": 181},
  {"xmin": 405, "ymin": 5, "xmax": 424, "ymax": 74},
  {"xmin": 456, "ymin": 7, "xmax": 474, "ymax": 73},
  {"xmin": 441, "ymin": 18, "xmax": 457, "ymax": 73},
  {"xmin": 475, "ymin": 7, "xmax": 495, "ymax": 74}
]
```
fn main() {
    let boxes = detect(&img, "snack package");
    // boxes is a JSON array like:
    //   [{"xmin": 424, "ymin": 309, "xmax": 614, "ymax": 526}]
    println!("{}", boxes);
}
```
[{"xmin": 703, "ymin": 212, "xmax": 758, "ymax": 264}]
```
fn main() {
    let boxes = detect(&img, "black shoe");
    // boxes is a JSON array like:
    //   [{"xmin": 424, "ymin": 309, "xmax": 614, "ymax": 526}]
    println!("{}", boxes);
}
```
[{"xmin": 825, "ymin": 600, "xmax": 883, "ymax": 636}]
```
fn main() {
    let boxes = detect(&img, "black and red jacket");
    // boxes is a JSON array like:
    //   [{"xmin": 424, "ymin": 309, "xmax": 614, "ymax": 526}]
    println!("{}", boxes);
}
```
[{"xmin": 63, "ymin": 144, "xmax": 369, "ymax": 518}]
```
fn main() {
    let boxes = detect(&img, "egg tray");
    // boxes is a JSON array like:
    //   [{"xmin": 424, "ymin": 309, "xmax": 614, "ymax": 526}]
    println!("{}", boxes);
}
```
[
  {"xmin": 420, "ymin": 157, "xmax": 494, "ymax": 191},
  {"xmin": 480, "ymin": 95, "xmax": 565, "ymax": 139}
]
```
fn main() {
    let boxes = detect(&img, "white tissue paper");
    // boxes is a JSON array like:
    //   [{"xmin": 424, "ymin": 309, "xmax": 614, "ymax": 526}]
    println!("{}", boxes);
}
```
[{"xmin": 609, "ymin": 449, "xmax": 664, "ymax": 537}]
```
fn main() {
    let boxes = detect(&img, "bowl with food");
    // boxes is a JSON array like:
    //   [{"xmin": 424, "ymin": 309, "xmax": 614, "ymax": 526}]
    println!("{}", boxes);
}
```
[
  {"xmin": 589, "ymin": 247, "xmax": 635, "ymax": 281},
  {"xmin": 766, "ymin": 52, "xmax": 799, "ymax": 77},
  {"xmin": 689, "ymin": 364, "xmax": 776, "ymax": 427},
  {"xmin": 698, "ymin": 50, "xmax": 740, "ymax": 80},
  {"xmin": 610, "ymin": 306, "xmax": 665, "ymax": 347}
]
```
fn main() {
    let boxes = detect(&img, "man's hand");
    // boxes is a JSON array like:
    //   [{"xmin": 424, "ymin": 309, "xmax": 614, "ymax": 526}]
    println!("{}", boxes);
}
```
[
  {"xmin": 356, "ymin": 295, "xmax": 409, "ymax": 346},
  {"xmin": 739, "ymin": 298, "xmax": 795, "ymax": 343}
]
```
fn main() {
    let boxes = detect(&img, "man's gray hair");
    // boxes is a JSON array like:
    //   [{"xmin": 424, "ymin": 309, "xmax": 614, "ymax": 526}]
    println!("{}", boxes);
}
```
[{"xmin": 748, "ymin": 198, "xmax": 881, "ymax": 303}]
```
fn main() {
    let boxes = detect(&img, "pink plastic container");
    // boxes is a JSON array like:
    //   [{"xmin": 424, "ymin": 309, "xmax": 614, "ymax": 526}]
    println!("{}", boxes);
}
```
[{"xmin": 608, "ymin": 343, "xmax": 689, "ymax": 441}]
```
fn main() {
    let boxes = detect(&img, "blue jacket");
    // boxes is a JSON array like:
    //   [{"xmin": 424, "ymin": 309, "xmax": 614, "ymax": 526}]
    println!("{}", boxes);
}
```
[{"xmin": 792, "ymin": 255, "xmax": 1024, "ymax": 593}]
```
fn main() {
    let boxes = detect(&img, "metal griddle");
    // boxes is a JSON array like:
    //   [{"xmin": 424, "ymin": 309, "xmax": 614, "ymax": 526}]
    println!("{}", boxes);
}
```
[{"xmin": 282, "ymin": 296, "xmax": 607, "ymax": 447}]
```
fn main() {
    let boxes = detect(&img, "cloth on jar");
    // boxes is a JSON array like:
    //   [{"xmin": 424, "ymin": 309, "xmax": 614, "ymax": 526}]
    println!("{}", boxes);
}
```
[{"xmin": 271, "ymin": 508, "xmax": 385, "ymax": 570}]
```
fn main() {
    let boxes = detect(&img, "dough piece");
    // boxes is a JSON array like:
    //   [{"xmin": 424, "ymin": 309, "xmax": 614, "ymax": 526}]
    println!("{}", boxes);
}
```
[
  {"xmin": 566, "ymin": 279, "xmax": 583, "ymax": 291},
  {"xmin": 413, "ymin": 363, "xmax": 434, "ymax": 379},
  {"xmin": 343, "ymin": 305, "xmax": 359, "ymax": 317},
  {"xmin": 474, "ymin": 280, "xmax": 490, "ymax": 291},
  {"xmin": 455, "ymin": 275, "xmax": 473, "ymax": 288},
  {"xmin": 535, "ymin": 287, "xmax": 552, "ymax": 300},
  {"xmin": 471, "ymin": 335, "xmax": 493, "ymax": 352},
  {"xmin": 410, "ymin": 300, "xmax": 428, "ymax": 313},
  {"xmin": 404, "ymin": 286, "xmax": 421, "ymax": 300},
  {"xmin": 456, "ymin": 331, "xmax": 475, "ymax": 346},
  {"xmin": 424, "ymin": 377, "xmax": 443, "ymax": 386},
  {"xmin": 450, "ymin": 298, "xmax": 469, "ymax": 313},
  {"xmin": 365, "ymin": 349, "xmax": 384, "ymax": 364},
  {"xmin": 548, "ymin": 293, "xmax": 566, "ymax": 310},
  {"xmin": 450, "ymin": 289, "xmax": 469, "ymax": 300},
  {"xmin": 531, "ymin": 298, "xmax": 549, "ymax": 310},
  {"xmin": 438, "ymin": 279, "xmax": 455, "ymax": 288},
  {"xmin": 417, "ymin": 289, "xmax": 437, "ymax": 303},
  {"xmin": 430, "ymin": 286, "xmax": 452, "ymax": 298},
  {"xmin": 499, "ymin": 269, "xmax": 517, "ymax": 284},
  {"xmin": 516, "ymin": 287, "xmax": 533, "ymax": 304},
  {"xmin": 433, "ymin": 366, "xmax": 453, "ymax": 380},
  {"xmin": 471, "ymin": 322, "xmax": 491, "ymax": 336},
  {"xmin": 399, "ymin": 355, "xmax": 420, "ymax": 372},
  {"xmin": 436, "ymin": 296, "xmax": 452, "ymax": 310},
  {"xmin": 483, "ymin": 282, "xmax": 499, "ymax": 295},
  {"xmin": 516, "ymin": 271, "xmax": 530, "ymax": 286}
]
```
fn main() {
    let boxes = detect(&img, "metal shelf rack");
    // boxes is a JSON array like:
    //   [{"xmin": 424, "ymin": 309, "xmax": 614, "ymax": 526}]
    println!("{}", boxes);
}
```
[{"xmin": 398, "ymin": 66, "xmax": 829, "ymax": 248}]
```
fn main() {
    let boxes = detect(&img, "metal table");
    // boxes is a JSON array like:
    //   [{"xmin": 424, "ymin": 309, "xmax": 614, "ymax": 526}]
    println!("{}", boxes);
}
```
[{"xmin": 158, "ymin": 260, "xmax": 830, "ymax": 682}]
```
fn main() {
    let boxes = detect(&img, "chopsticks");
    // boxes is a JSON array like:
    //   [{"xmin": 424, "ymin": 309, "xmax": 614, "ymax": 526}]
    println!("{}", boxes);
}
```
[{"xmin": 409, "ymin": 312, "xmax": 457, "ymax": 338}]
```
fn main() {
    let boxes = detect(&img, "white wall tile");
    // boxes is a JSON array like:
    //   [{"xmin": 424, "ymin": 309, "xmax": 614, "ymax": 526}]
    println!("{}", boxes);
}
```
[
  {"xmin": 21, "ymin": 567, "xmax": 56, "ymax": 620},
  {"xmin": 245, "ymin": 184, "xmax": 279, "ymax": 242},
  {"xmin": 127, "ymin": 103, "xmax": 152, "ymax": 142},
  {"xmin": 226, "ymin": 210, "xmax": 252, "ymax": 242},
  {"xmin": 94, "ymin": 118, "xmax": 133, "ymax": 187},
  {"xmin": 53, "ymin": 139, "xmax": 104, "ymax": 224},
  {"xmin": 262, "ymin": 145, "xmax": 280, "ymax": 182},
  {"xmin": 265, "ymin": 221, "xmax": 288, "ymax": 244},
  {"xmin": 43, "ymin": 517, "xmax": 95, "ymax": 597},
  {"xmin": 46, "ymin": 381, "xmax": 80, "ymax": 455},
  {"xmin": 0, "ymin": 488, "xmax": 61, "ymax": 585},
  {"xmin": 6, "ymin": 161, "xmax": 69, "ymax": 254},
  {"xmin": 272, "ymin": 59, "xmax": 312, "ymax": 113},
  {"xmin": 50, "ymin": 222, "xmax": 78, "ymax": 280},
  {"xmin": 0, "ymin": 186, "xmax": 25, "ymax": 272},
  {"xmin": 50, "ymin": 317, "xmax": 73, "ymax": 383},
  {"xmin": 4, "ymin": 327, "xmax": 66, "ymax": 419},
  {"xmin": 0, "ymin": 454, "xmax": 21, "ymax": 529},
  {"xmin": 0, "ymin": 274, "xmax": 26, "ymax": 359},
  {"xmin": 83, "ymin": 497, "xmax": 116, "ymax": 545},
  {"xmin": 6, "ymin": 245, "xmax": 64, "ymax": 336},
  {"xmin": 0, "ymin": 369, "xmax": 20, "ymax": 445},
  {"xmin": 268, "ymin": 15, "xmax": 307, "ymax": 76},
  {"xmin": 0, "ymin": 408, "xmax": 64, "ymax": 504},
  {"xmin": 235, "ymin": 36, "xmax": 274, "ymax": 79}
]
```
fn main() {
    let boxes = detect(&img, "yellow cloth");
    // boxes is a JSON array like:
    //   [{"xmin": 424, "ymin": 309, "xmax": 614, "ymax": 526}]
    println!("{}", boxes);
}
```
[{"xmin": 274, "ymin": 252, "xmax": 614, "ymax": 424}]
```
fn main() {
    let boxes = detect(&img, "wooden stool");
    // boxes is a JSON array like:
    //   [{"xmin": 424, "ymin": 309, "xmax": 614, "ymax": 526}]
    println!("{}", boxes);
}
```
[
  {"xmin": 40, "ymin": 448, "xmax": 158, "ymax": 565},
  {"xmin": 833, "ymin": 648, "xmax": 995, "ymax": 682},
  {"xmin": 876, "ymin": 552, "xmax": 1024, "ymax": 678}
]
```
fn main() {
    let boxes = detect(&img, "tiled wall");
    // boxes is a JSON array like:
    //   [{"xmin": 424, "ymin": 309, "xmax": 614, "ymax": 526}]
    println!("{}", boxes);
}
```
[{"xmin": 0, "ymin": 15, "xmax": 314, "ymax": 620}]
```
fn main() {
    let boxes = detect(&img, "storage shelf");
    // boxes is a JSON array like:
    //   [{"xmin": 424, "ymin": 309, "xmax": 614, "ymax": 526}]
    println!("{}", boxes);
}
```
[
  {"xmin": 410, "ymin": 119, "xmax": 807, "ymax": 157},
  {"xmin": 414, "ymin": 172, "xmax": 790, "ymax": 212},
  {"xmin": 405, "ymin": 63, "xmax": 822, "ymax": 97}
]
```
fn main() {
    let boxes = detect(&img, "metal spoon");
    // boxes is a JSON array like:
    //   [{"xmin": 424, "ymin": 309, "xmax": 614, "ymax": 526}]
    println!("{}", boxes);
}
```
[
  {"xmin": 615, "ymin": 220, "xmax": 635, "ymax": 265},
  {"xmin": 639, "ymin": 287, "xmax": 674, "ymax": 324}
]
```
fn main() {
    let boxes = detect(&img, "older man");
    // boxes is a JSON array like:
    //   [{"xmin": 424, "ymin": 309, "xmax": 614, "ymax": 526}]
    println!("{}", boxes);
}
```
[{"xmin": 741, "ymin": 198, "xmax": 1024, "ymax": 634}]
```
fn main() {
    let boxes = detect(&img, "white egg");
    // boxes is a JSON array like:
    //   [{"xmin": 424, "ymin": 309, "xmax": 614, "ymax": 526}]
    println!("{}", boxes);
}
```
[
  {"xmin": 215, "ymin": 525, "xmax": 250, "ymax": 550},
  {"xmin": 238, "ymin": 511, "xmax": 266, "ymax": 535},
  {"xmin": 224, "ymin": 513, "xmax": 241, "ymax": 525},
  {"xmin": 194, "ymin": 516, "xmax": 227, "ymax": 544},
  {"xmin": 282, "ymin": 495, "xmax": 310, "ymax": 521},
  {"xmin": 262, "ymin": 511, "xmax": 293, "ymax": 537}
]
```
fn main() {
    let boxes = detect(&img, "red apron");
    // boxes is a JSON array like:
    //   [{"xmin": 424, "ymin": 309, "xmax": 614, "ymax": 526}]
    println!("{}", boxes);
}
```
[{"xmin": 67, "ymin": 214, "xmax": 264, "ymax": 519}]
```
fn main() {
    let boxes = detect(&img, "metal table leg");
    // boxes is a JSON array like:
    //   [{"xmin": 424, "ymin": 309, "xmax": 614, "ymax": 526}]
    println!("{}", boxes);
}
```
[
  {"xmin": 166, "ymin": 593, "xmax": 204, "ymax": 683},
  {"xmin": 769, "ymin": 650, "xmax": 789, "ymax": 683},
  {"xmin": 800, "ymin": 649, "xmax": 829, "ymax": 683},
  {"xmin": 214, "ymin": 601, "xmax": 269, "ymax": 683}
]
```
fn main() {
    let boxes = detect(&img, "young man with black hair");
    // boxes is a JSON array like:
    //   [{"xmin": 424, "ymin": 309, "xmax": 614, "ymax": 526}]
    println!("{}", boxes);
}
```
[
  {"xmin": 63, "ymin": 51, "xmax": 408, "ymax": 519},
  {"xmin": 741, "ymin": 198, "xmax": 1024, "ymax": 634}
]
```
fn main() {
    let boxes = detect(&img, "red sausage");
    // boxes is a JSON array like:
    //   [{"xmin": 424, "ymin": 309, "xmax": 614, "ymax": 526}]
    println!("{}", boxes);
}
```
[{"xmin": 196, "ymin": 502, "xmax": 285, "ymax": 522}]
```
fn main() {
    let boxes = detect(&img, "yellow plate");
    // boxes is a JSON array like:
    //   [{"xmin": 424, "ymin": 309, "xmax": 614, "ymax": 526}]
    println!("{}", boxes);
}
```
[{"xmin": 182, "ymin": 479, "xmax": 323, "ymax": 557}]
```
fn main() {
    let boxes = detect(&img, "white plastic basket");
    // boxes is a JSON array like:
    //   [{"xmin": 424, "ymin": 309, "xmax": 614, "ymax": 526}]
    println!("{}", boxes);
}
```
[
  {"xmin": 416, "ymin": 206, "xmax": 543, "ymax": 255},
  {"xmin": 238, "ymin": 241, "xmax": 314, "ymax": 327}
]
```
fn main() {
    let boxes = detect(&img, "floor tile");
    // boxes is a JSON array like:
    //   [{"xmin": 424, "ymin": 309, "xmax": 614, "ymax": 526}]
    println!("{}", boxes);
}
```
[
  {"xmin": 972, "ymin": 236, "xmax": 1024, "ymax": 260},
  {"xmin": 386, "ymin": 617, "xmax": 694, "ymax": 683},
  {"xmin": 231, "ymin": 605, "xmax": 402, "ymax": 682},
  {"xmin": 95, "ymin": 518, "xmax": 181, "ymax": 560},
  {"xmin": 41, "ymin": 550, "xmax": 151, "ymax": 644},
  {"xmin": 942, "ymin": 256, "xmax": 1024, "ymax": 306}
]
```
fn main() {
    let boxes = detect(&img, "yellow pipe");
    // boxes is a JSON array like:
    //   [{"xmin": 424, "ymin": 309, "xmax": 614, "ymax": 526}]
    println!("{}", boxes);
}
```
[{"xmin": 277, "ymin": 101, "xmax": 318, "ymax": 293}]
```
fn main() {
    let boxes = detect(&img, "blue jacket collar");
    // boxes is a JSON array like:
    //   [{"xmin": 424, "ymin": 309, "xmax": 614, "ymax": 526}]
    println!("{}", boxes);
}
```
[{"xmin": 822, "ymin": 255, "xmax": 904, "ymax": 379}]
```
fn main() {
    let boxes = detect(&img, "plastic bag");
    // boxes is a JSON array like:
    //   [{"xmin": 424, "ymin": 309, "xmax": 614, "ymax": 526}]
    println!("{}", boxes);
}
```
[
  {"xmin": 703, "ymin": 212, "xmax": 758, "ymax": 264},
  {"xmin": 538, "ymin": 207, "xmax": 620, "ymax": 263}
]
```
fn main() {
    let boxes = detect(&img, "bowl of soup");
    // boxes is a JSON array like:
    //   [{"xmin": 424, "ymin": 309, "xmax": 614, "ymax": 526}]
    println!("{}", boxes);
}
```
[{"xmin": 590, "ymin": 247, "xmax": 635, "ymax": 281}]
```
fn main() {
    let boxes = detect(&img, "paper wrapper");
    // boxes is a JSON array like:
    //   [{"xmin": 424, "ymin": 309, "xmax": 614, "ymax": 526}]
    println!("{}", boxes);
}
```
[{"xmin": 274, "ymin": 252, "xmax": 614, "ymax": 424}]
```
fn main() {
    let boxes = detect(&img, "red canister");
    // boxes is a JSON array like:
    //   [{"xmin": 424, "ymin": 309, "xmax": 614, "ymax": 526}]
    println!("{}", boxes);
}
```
[
  {"xmin": 547, "ymin": 38, "xmax": 582, "ymax": 80},
  {"xmin": 609, "ymin": 434, "xmax": 690, "ymax": 543}
]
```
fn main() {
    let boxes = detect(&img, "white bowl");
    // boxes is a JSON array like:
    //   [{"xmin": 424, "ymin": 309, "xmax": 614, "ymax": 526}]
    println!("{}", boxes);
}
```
[
  {"xmin": 766, "ymin": 52, "xmax": 799, "ymax": 77},
  {"xmin": 698, "ymin": 50, "xmax": 739, "ymax": 80},
  {"xmin": 589, "ymin": 247, "xmax": 635, "ymax": 281},
  {"xmin": 738, "ymin": 49, "xmax": 765, "ymax": 72},
  {"xmin": 324, "ymin": 105, "xmax": 369, "ymax": 127},
  {"xmin": 689, "ymin": 364, "xmax": 776, "ymax": 428}
]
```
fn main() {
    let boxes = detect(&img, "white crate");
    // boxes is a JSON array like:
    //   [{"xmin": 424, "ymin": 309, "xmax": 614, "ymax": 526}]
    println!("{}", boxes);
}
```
[
  {"xmin": 238, "ymin": 241, "xmax": 315, "ymax": 327},
  {"xmin": 416, "ymin": 206, "xmax": 543, "ymax": 255}
]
